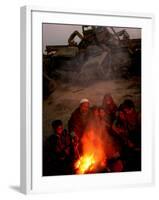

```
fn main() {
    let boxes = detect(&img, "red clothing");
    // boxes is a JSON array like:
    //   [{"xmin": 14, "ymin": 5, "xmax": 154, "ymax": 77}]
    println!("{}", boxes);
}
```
[{"xmin": 68, "ymin": 107, "xmax": 90, "ymax": 140}]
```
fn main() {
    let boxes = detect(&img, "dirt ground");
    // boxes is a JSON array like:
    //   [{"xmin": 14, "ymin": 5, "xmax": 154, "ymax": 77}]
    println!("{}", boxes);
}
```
[{"xmin": 43, "ymin": 76, "xmax": 141, "ymax": 140}]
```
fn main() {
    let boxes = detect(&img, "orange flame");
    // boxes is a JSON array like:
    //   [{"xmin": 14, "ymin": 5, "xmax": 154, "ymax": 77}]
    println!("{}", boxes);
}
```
[
  {"xmin": 74, "ymin": 128, "xmax": 107, "ymax": 174},
  {"xmin": 75, "ymin": 154, "xmax": 96, "ymax": 174},
  {"xmin": 74, "ymin": 116, "xmax": 122, "ymax": 174}
]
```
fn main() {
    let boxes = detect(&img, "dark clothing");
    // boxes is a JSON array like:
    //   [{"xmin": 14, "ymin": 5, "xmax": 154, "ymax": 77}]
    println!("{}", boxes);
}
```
[
  {"xmin": 102, "ymin": 102, "xmax": 117, "ymax": 125},
  {"xmin": 68, "ymin": 107, "xmax": 90, "ymax": 155},
  {"xmin": 68, "ymin": 107, "xmax": 90, "ymax": 140},
  {"xmin": 112, "ymin": 111, "xmax": 141, "ymax": 172},
  {"xmin": 124, "ymin": 111, "xmax": 141, "ymax": 148},
  {"xmin": 112, "ymin": 110, "xmax": 141, "ymax": 148},
  {"xmin": 112, "ymin": 118, "xmax": 129, "ymax": 147},
  {"xmin": 43, "ymin": 130, "xmax": 75, "ymax": 176}
]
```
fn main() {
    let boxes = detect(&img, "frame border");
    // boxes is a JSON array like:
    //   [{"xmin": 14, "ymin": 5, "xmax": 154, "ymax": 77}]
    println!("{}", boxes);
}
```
[{"xmin": 20, "ymin": 6, "xmax": 154, "ymax": 194}]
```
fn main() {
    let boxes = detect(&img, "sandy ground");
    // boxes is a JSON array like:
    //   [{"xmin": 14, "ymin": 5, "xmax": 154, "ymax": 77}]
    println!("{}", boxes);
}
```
[{"xmin": 43, "ymin": 76, "xmax": 141, "ymax": 140}]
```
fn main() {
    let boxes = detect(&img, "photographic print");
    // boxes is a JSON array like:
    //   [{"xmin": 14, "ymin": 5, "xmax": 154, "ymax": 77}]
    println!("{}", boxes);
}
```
[{"xmin": 42, "ymin": 24, "xmax": 141, "ymax": 176}]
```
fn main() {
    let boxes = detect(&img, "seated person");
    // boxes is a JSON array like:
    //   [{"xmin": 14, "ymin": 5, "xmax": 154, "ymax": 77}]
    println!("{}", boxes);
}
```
[
  {"xmin": 122, "ymin": 99, "xmax": 141, "ymax": 148},
  {"xmin": 43, "ymin": 120, "xmax": 75, "ymax": 176},
  {"xmin": 68, "ymin": 98, "xmax": 90, "ymax": 154},
  {"xmin": 112, "ymin": 100, "xmax": 141, "ymax": 171},
  {"xmin": 98, "ymin": 106, "xmax": 124, "ymax": 172},
  {"xmin": 112, "ymin": 103, "xmax": 130, "ymax": 146},
  {"xmin": 99, "ymin": 106, "xmax": 112, "ymax": 129},
  {"xmin": 102, "ymin": 94, "xmax": 117, "ymax": 125}
]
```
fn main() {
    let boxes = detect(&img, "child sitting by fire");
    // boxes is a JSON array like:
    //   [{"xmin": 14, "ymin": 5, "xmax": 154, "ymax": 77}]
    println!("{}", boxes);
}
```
[{"xmin": 43, "ymin": 119, "xmax": 79, "ymax": 176}]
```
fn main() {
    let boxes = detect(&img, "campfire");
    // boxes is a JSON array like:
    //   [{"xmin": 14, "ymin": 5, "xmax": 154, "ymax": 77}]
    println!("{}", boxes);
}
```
[{"xmin": 74, "ymin": 127, "xmax": 107, "ymax": 174}]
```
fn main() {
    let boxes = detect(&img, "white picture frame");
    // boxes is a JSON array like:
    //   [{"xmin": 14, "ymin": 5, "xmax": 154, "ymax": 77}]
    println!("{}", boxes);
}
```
[{"xmin": 20, "ymin": 6, "xmax": 154, "ymax": 194}]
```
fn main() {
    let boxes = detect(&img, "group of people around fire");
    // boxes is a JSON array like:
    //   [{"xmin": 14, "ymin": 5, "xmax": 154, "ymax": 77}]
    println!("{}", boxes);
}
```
[{"xmin": 43, "ymin": 94, "xmax": 141, "ymax": 176}]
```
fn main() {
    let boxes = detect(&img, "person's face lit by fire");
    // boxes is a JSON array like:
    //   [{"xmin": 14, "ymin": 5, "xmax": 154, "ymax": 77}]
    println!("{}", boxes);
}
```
[
  {"xmin": 80, "ymin": 102, "xmax": 90, "ymax": 115},
  {"xmin": 119, "ymin": 111, "xmax": 126, "ymax": 121},
  {"xmin": 103, "ymin": 95, "xmax": 115, "ymax": 109},
  {"xmin": 104, "ymin": 96, "xmax": 113, "ymax": 105},
  {"xmin": 92, "ymin": 108, "xmax": 99, "ymax": 118},
  {"xmin": 55, "ymin": 125, "xmax": 64, "ymax": 136},
  {"xmin": 124, "ymin": 107, "xmax": 134, "ymax": 115},
  {"xmin": 99, "ymin": 108, "xmax": 106, "ymax": 119}
]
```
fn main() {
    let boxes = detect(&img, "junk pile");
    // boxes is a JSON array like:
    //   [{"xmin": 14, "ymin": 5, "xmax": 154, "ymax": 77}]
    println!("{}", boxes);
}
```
[{"xmin": 43, "ymin": 26, "xmax": 141, "ymax": 98}]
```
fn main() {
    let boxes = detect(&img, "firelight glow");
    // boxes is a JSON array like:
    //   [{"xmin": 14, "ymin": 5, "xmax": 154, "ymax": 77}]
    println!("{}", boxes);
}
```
[{"xmin": 74, "ymin": 154, "xmax": 96, "ymax": 174}]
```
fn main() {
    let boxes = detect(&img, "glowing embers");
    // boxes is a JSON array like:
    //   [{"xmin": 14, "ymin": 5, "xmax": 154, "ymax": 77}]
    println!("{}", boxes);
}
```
[{"xmin": 75, "ymin": 154, "xmax": 96, "ymax": 174}]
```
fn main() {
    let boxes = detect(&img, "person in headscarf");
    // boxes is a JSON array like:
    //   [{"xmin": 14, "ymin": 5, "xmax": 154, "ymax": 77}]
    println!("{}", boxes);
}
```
[
  {"xmin": 102, "ymin": 94, "xmax": 118, "ymax": 125},
  {"xmin": 68, "ymin": 98, "xmax": 90, "ymax": 154}
]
